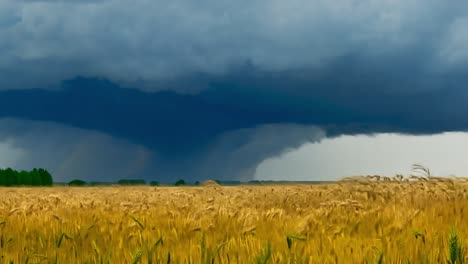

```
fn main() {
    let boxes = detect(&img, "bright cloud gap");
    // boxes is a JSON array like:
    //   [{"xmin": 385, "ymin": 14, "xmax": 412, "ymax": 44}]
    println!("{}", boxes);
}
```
[{"xmin": 255, "ymin": 132, "xmax": 468, "ymax": 181}]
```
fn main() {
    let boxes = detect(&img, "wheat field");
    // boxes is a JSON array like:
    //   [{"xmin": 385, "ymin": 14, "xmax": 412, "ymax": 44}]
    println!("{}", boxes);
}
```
[{"xmin": 0, "ymin": 178, "xmax": 467, "ymax": 263}]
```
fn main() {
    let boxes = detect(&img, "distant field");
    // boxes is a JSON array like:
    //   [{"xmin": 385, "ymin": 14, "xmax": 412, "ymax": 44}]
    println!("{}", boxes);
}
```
[{"xmin": 0, "ymin": 179, "xmax": 467, "ymax": 263}]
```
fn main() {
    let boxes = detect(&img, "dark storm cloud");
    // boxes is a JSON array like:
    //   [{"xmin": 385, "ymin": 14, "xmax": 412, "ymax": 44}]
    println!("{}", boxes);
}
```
[
  {"xmin": 0, "ymin": 118, "xmax": 155, "ymax": 182},
  {"xmin": 1, "ymin": 0, "xmax": 468, "ymax": 90},
  {"xmin": 1, "ymin": 69, "xmax": 467, "ymax": 152},
  {"xmin": 0, "ymin": 117, "xmax": 325, "ymax": 182},
  {"xmin": 0, "ymin": 77, "xmax": 329, "ymax": 181},
  {"xmin": 0, "ymin": 72, "xmax": 466, "ymax": 180}
]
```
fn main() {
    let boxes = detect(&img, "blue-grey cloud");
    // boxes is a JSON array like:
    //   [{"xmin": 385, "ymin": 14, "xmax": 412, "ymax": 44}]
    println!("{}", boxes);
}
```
[
  {"xmin": 0, "ymin": 118, "xmax": 155, "ymax": 182},
  {"xmin": 0, "ymin": 73, "xmax": 466, "ymax": 181},
  {"xmin": 0, "ymin": 117, "xmax": 325, "ymax": 182},
  {"xmin": 0, "ymin": 0, "xmax": 467, "ymax": 90}
]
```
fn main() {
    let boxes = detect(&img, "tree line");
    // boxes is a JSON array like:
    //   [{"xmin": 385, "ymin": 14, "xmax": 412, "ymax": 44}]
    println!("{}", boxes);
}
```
[{"xmin": 0, "ymin": 168, "xmax": 53, "ymax": 186}]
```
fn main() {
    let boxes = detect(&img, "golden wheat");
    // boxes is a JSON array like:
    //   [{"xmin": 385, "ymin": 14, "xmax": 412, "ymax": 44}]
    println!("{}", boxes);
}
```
[{"xmin": 0, "ymin": 180, "xmax": 466, "ymax": 263}]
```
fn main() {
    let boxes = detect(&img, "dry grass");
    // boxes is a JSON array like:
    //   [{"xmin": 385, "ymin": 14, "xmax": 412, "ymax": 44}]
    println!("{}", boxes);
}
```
[{"xmin": 0, "ymin": 180, "xmax": 467, "ymax": 263}]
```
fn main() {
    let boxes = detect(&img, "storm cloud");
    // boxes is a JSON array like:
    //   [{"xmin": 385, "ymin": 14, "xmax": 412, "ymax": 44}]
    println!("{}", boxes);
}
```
[
  {"xmin": 0, "ymin": 1, "xmax": 468, "ymax": 181},
  {"xmin": 0, "ymin": 0, "xmax": 467, "ymax": 90},
  {"xmin": 0, "ymin": 118, "xmax": 325, "ymax": 182}
]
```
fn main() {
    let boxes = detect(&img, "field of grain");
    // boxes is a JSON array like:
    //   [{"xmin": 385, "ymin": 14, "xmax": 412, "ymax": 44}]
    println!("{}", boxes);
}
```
[{"xmin": 0, "ymin": 178, "xmax": 467, "ymax": 263}]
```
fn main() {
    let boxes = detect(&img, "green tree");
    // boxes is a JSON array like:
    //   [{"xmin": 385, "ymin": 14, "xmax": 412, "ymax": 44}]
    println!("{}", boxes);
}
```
[
  {"xmin": 4, "ymin": 168, "xmax": 17, "ymax": 186},
  {"xmin": 38, "ymin": 168, "xmax": 53, "ymax": 186},
  {"xmin": 18, "ymin": 170, "xmax": 32, "ymax": 186},
  {"xmin": 118, "ymin": 179, "xmax": 146, "ymax": 185},
  {"xmin": 0, "ymin": 169, "xmax": 5, "ymax": 186},
  {"xmin": 0, "ymin": 167, "xmax": 53, "ymax": 186},
  {"xmin": 69, "ymin": 179, "xmax": 87, "ymax": 186},
  {"xmin": 149, "ymin": 181, "xmax": 159, "ymax": 186},
  {"xmin": 174, "ymin": 179, "xmax": 185, "ymax": 186},
  {"xmin": 31, "ymin": 168, "xmax": 42, "ymax": 186}
]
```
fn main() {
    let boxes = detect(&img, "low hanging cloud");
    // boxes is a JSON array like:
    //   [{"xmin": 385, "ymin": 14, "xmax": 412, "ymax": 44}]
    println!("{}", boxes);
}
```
[
  {"xmin": 0, "ymin": 75, "xmax": 467, "ymax": 181},
  {"xmin": 0, "ymin": 118, "xmax": 325, "ymax": 182},
  {"xmin": 0, "ymin": 118, "xmax": 155, "ymax": 182},
  {"xmin": 195, "ymin": 124, "xmax": 325, "ymax": 182}
]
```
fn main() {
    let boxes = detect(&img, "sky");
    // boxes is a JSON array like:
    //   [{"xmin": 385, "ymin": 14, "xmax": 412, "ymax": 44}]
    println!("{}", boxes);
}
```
[
  {"xmin": 255, "ymin": 133, "xmax": 468, "ymax": 181},
  {"xmin": 1, "ymin": 0, "xmax": 468, "ymax": 182}
]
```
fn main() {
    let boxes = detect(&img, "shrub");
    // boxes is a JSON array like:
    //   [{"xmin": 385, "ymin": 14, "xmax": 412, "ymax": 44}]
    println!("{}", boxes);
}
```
[
  {"xmin": 150, "ymin": 181, "xmax": 160, "ymax": 186},
  {"xmin": 117, "ymin": 179, "xmax": 146, "ymax": 185},
  {"xmin": 248, "ymin": 180, "xmax": 262, "ymax": 185},
  {"xmin": 174, "ymin": 179, "xmax": 185, "ymax": 186},
  {"xmin": 68, "ymin": 179, "xmax": 87, "ymax": 186},
  {"xmin": 89, "ymin": 181, "xmax": 110, "ymax": 186}
]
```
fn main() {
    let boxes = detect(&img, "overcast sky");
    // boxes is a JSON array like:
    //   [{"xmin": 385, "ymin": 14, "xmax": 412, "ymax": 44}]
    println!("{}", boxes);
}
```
[{"xmin": 0, "ymin": 1, "xmax": 468, "ymax": 182}]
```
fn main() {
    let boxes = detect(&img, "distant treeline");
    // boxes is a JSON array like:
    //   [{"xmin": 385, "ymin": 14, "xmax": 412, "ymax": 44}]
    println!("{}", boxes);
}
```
[
  {"xmin": 68, "ymin": 179, "xmax": 151, "ymax": 186},
  {"xmin": 66, "ymin": 178, "xmax": 254, "ymax": 186},
  {"xmin": 65, "ymin": 179, "xmax": 322, "ymax": 187},
  {"xmin": 117, "ymin": 179, "xmax": 146, "ymax": 185},
  {"xmin": 0, "ymin": 168, "xmax": 53, "ymax": 186}
]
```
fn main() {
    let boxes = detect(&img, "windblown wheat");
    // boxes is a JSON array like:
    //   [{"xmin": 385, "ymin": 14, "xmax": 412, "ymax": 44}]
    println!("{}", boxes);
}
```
[{"xmin": 0, "ymin": 179, "xmax": 467, "ymax": 263}]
